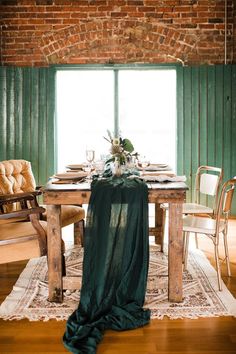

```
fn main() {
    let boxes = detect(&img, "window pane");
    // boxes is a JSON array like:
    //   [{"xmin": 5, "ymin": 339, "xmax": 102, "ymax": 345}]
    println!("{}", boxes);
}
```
[
  {"xmin": 57, "ymin": 70, "xmax": 114, "ymax": 171},
  {"xmin": 119, "ymin": 70, "xmax": 176, "ymax": 171},
  {"xmin": 57, "ymin": 68, "xmax": 176, "ymax": 172}
]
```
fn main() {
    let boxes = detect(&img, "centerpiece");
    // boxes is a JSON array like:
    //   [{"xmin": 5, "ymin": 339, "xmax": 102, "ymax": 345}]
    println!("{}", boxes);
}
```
[{"xmin": 104, "ymin": 130, "xmax": 138, "ymax": 176}]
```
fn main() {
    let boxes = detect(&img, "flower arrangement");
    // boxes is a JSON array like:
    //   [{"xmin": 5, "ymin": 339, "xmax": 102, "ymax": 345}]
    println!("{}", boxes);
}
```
[{"xmin": 104, "ymin": 130, "xmax": 138, "ymax": 166}]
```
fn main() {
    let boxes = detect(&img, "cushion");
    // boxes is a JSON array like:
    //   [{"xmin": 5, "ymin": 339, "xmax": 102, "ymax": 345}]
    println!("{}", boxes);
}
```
[
  {"xmin": 0, "ymin": 159, "xmax": 36, "ymax": 213},
  {"xmin": 41, "ymin": 205, "xmax": 85, "ymax": 227},
  {"xmin": 0, "ymin": 217, "xmax": 29, "ymax": 225},
  {"xmin": 0, "ymin": 220, "xmax": 47, "ymax": 264},
  {"xmin": 0, "ymin": 159, "xmax": 36, "ymax": 194}
]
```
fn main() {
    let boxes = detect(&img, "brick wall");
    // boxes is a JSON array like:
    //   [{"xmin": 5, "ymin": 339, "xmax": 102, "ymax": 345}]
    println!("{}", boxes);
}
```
[{"xmin": 0, "ymin": 0, "xmax": 235, "ymax": 66}]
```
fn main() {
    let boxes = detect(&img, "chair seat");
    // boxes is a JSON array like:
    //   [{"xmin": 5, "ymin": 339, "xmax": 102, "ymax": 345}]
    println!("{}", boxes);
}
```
[
  {"xmin": 0, "ymin": 220, "xmax": 47, "ymax": 264},
  {"xmin": 183, "ymin": 203, "xmax": 213, "ymax": 215},
  {"xmin": 42, "ymin": 205, "xmax": 85, "ymax": 228},
  {"xmin": 0, "ymin": 216, "xmax": 27, "ymax": 224},
  {"xmin": 183, "ymin": 215, "xmax": 225, "ymax": 235},
  {"xmin": 161, "ymin": 202, "xmax": 213, "ymax": 214}
]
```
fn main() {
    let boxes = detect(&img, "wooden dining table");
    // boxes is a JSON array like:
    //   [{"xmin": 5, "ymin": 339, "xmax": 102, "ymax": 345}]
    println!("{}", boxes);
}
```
[{"xmin": 43, "ymin": 179, "xmax": 188, "ymax": 303}]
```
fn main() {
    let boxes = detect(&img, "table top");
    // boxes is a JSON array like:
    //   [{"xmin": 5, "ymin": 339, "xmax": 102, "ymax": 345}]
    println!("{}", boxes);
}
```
[{"xmin": 43, "ymin": 179, "xmax": 188, "ymax": 192}]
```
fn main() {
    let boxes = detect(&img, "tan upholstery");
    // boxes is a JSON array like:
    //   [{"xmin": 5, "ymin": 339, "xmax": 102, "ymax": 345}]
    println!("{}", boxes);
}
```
[
  {"xmin": 0, "ymin": 220, "xmax": 47, "ymax": 264},
  {"xmin": 0, "ymin": 159, "xmax": 85, "ymax": 244},
  {"xmin": 0, "ymin": 159, "xmax": 36, "ymax": 194},
  {"xmin": 0, "ymin": 159, "xmax": 35, "ymax": 224},
  {"xmin": 0, "ymin": 216, "xmax": 28, "ymax": 224},
  {"xmin": 42, "ymin": 204, "xmax": 85, "ymax": 227}
]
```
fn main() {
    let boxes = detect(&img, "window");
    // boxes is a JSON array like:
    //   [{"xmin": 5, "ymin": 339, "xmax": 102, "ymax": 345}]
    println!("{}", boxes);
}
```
[{"xmin": 56, "ymin": 67, "xmax": 176, "ymax": 172}]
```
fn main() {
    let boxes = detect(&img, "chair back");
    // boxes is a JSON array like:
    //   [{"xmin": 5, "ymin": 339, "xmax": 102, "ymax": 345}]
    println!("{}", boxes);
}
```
[
  {"xmin": 194, "ymin": 165, "xmax": 223, "ymax": 214},
  {"xmin": 215, "ymin": 177, "xmax": 236, "ymax": 235},
  {"xmin": 0, "ymin": 160, "xmax": 36, "ymax": 212},
  {"xmin": 218, "ymin": 177, "xmax": 236, "ymax": 217}
]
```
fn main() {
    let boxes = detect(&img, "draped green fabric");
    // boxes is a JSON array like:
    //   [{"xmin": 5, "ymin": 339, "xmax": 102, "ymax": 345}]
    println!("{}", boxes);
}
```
[{"xmin": 63, "ymin": 176, "xmax": 151, "ymax": 353}]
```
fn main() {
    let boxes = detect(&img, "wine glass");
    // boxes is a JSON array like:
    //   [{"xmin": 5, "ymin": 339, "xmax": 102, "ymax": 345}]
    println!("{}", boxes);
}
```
[
  {"xmin": 94, "ymin": 160, "xmax": 105, "ymax": 176},
  {"xmin": 86, "ymin": 149, "xmax": 95, "ymax": 164},
  {"xmin": 85, "ymin": 149, "xmax": 95, "ymax": 180},
  {"xmin": 138, "ymin": 155, "xmax": 150, "ymax": 175}
]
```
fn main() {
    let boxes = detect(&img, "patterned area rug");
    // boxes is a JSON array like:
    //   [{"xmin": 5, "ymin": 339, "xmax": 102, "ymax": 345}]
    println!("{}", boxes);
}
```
[{"xmin": 0, "ymin": 245, "xmax": 236, "ymax": 321}]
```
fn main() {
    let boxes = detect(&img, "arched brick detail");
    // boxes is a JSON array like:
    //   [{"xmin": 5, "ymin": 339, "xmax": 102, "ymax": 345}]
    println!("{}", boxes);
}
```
[{"xmin": 39, "ymin": 20, "xmax": 198, "ymax": 65}]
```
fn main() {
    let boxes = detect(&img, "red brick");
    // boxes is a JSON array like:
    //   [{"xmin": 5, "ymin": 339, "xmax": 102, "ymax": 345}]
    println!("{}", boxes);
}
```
[
  {"xmin": 174, "ymin": 6, "xmax": 193, "ymax": 12},
  {"xmin": 198, "ymin": 24, "xmax": 215, "ymax": 29},
  {"xmin": 111, "ymin": 12, "xmax": 127, "ymax": 17},
  {"xmin": 156, "ymin": 7, "xmax": 173, "ymax": 12}
]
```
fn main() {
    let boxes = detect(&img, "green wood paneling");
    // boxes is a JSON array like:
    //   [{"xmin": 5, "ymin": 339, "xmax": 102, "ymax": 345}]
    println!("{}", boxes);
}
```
[
  {"xmin": 31, "ymin": 69, "xmax": 39, "ymax": 182},
  {"xmin": 0, "ymin": 66, "xmax": 56, "ymax": 186},
  {"xmin": 215, "ymin": 66, "xmax": 224, "ymax": 169},
  {"xmin": 232, "ymin": 67, "xmax": 236, "ymax": 186},
  {"xmin": 0, "ymin": 68, "xmax": 7, "ymax": 158},
  {"xmin": 183, "ymin": 67, "xmax": 192, "ymax": 194},
  {"xmin": 191, "ymin": 67, "xmax": 200, "ymax": 201},
  {"xmin": 0, "ymin": 64, "xmax": 235, "ymax": 214},
  {"xmin": 223, "ymin": 66, "xmax": 232, "ymax": 181},
  {"xmin": 15, "ymin": 68, "xmax": 23, "ymax": 159},
  {"xmin": 199, "ymin": 66, "xmax": 208, "ymax": 212},
  {"xmin": 207, "ymin": 66, "xmax": 216, "ymax": 167},
  {"xmin": 47, "ymin": 67, "xmax": 56, "ymax": 178},
  {"xmin": 38, "ymin": 69, "xmax": 47, "ymax": 184},
  {"xmin": 176, "ymin": 66, "xmax": 184, "ymax": 175},
  {"xmin": 177, "ymin": 64, "xmax": 236, "ymax": 215},
  {"xmin": 7, "ymin": 68, "xmax": 15, "ymax": 159},
  {"xmin": 22, "ymin": 68, "xmax": 32, "ymax": 162}
]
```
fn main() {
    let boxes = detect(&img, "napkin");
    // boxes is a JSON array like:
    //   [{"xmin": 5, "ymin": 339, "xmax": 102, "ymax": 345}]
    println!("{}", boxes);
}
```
[
  {"xmin": 145, "ymin": 165, "xmax": 169, "ymax": 171},
  {"xmin": 142, "ymin": 170, "xmax": 175, "ymax": 176},
  {"xmin": 140, "ymin": 175, "xmax": 187, "ymax": 183}
]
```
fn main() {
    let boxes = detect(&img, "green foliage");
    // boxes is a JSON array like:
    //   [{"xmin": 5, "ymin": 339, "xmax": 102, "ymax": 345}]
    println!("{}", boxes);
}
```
[
  {"xmin": 104, "ymin": 131, "xmax": 137, "ymax": 166},
  {"xmin": 121, "ymin": 138, "xmax": 134, "ymax": 153}
]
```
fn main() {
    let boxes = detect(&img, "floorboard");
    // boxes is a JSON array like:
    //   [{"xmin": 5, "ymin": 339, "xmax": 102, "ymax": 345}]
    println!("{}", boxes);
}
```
[{"xmin": 0, "ymin": 220, "xmax": 236, "ymax": 353}]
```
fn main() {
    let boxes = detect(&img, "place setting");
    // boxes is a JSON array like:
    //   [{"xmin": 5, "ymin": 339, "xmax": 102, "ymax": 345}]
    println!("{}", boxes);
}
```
[
  {"xmin": 51, "ymin": 171, "xmax": 88, "ymax": 185},
  {"xmin": 66, "ymin": 164, "xmax": 84, "ymax": 171},
  {"xmin": 51, "ymin": 148, "xmax": 98, "ymax": 184},
  {"xmin": 125, "ymin": 155, "xmax": 187, "ymax": 184}
]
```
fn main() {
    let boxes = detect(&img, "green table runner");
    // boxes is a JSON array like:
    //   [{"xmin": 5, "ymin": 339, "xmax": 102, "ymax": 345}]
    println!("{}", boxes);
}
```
[{"xmin": 63, "ymin": 176, "xmax": 150, "ymax": 353}]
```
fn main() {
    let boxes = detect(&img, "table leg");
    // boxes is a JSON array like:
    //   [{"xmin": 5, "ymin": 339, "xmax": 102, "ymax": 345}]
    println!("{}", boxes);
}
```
[
  {"xmin": 154, "ymin": 203, "xmax": 164, "ymax": 251},
  {"xmin": 168, "ymin": 202, "xmax": 183, "ymax": 302},
  {"xmin": 149, "ymin": 203, "xmax": 164, "ymax": 251},
  {"xmin": 47, "ymin": 204, "xmax": 63, "ymax": 302}
]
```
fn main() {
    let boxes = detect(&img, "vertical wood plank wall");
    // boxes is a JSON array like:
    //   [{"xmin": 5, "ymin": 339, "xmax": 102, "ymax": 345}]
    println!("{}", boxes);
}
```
[
  {"xmin": 0, "ymin": 65, "xmax": 235, "ymax": 213},
  {"xmin": 177, "ymin": 65, "xmax": 236, "ymax": 214},
  {"xmin": 0, "ymin": 67, "xmax": 56, "ymax": 185}
]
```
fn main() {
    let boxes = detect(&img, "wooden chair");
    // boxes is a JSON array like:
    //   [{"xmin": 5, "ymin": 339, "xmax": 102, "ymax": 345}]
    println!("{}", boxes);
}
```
[
  {"xmin": 161, "ymin": 165, "xmax": 223, "ymax": 250},
  {"xmin": 0, "ymin": 192, "xmax": 48, "ymax": 263},
  {"xmin": 0, "ymin": 159, "xmax": 85, "ymax": 245},
  {"xmin": 182, "ymin": 176, "xmax": 236, "ymax": 291}
]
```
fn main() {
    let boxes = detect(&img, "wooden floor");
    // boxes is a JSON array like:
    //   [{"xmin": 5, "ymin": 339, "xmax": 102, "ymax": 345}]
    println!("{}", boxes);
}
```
[{"xmin": 0, "ymin": 220, "xmax": 236, "ymax": 354}]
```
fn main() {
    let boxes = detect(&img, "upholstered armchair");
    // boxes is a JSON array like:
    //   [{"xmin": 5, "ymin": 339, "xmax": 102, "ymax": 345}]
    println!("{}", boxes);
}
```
[
  {"xmin": 0, "ymin": 192, "xmax": 48, "ymax": 263},
  {"xmin": 0, "ymin": 160, "xmax": 85, "ymax": 245}
]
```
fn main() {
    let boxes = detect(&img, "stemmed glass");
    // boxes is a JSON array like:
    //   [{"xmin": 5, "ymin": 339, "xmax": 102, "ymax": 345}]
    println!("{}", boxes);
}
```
[
  {"xmin": 85, "ymin": 149, "xmax": 95, "ymax": 180},
  {"xmin": 138, "ymin": 155, "xmax": 150, "ymax": 175}
]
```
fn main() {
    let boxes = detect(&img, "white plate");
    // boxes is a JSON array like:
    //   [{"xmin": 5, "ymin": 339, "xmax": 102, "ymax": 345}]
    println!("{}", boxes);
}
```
[
  {"xmin": 54, "ymin": 172, "xmax": 87, "ymax": 180},
  {"xmin": 138, "ymin": 164, "xmax": 169, "ymax": 171},
  {"xmin": 66, "ymin": 164, "xmax": 84, "ymax": 170},
  {"xmin": 154, "ymin": 163, "xmax": 168, "ymax": 168}
]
